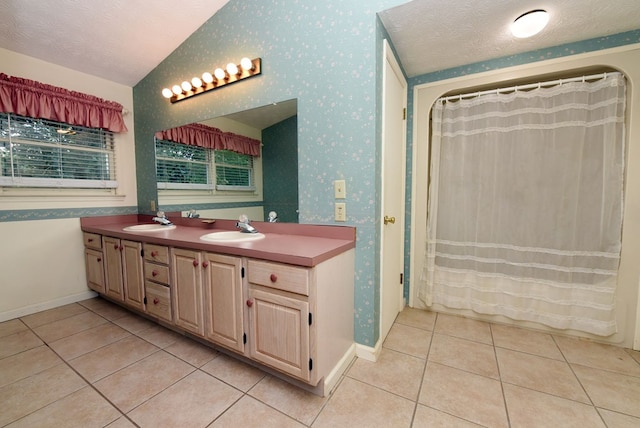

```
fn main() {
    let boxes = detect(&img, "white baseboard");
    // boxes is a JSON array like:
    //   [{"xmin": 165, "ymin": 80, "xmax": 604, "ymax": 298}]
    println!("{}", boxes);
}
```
[
  {"xmin": 324, "ymin": 343, "xmax": 356, "ymax": 395},
  {"xmin": 0, "ymin": 290, "xmax": 97, "ymax": 322},
  {"xmin": 355, "ymin": 338, "xmax": 382, "ymax": 362}
]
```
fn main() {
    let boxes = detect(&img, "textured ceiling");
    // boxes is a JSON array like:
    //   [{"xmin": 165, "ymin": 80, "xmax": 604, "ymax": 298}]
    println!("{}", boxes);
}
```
[
  {"xmin": 0, "ymin": 0, "xmax": 230, "ymax": 86},
  {"xmin": 1, "ymin": 0, "xmax": 639, "ymax": 87},
  {"xmin": 379, "ymin": 0, "xmax": 640, "ymax": 77}
]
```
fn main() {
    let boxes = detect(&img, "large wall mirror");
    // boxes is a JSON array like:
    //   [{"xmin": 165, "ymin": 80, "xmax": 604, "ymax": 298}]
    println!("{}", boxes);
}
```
[{"xmin": 156, "ymin": 99, "xmax": 299, "ymax": 223}]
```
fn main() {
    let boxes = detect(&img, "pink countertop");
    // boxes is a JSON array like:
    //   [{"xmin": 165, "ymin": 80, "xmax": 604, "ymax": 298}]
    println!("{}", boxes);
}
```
[{"xmin": 80, "ymin": 215, "xmax": 356, "ymax": 267}]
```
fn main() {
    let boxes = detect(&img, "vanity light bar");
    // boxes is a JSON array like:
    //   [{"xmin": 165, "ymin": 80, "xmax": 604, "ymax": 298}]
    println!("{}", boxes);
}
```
[{"xmin": 162, "ymin": 58, "xmax": 262, "ymax": 103}]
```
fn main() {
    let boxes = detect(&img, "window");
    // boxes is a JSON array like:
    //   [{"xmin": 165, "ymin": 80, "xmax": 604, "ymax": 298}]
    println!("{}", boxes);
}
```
[
  {"xmin": 0, "ymin": 113, "xmax": 116, "ymax": 188},
  {"xmin": 155, "ymin": 138, "xmax": 255, "ymax": 191}
]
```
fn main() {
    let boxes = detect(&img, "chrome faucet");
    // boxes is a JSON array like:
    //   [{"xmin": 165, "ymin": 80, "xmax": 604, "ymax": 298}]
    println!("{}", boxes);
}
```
[
  {"xmin": 152, "ymin": 211, "xmax": 173, "ymax": 226},
  {"xmin": 236, "ymin": 214, "xmax": 258, "ymax": 233}
]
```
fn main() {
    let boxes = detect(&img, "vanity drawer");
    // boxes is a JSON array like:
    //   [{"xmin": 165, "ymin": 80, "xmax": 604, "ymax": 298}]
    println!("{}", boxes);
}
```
[
  {"xmin": 145, "ymin": 281, "xmax": 172, "ymax": 322},
  {"xmin": 83, "ymin": 232, "xmax": 102, "ymax": 250},
  {"xmin": 144, "ymin": 261, "xmax": 170, "ymax": 285},
  {"xmin": 247, "ymin": 259, "xmax": 310, "ymax": 296},
  {"xmin": 144, "ymin": 243, "xmax": 169, "ymax": 264}
]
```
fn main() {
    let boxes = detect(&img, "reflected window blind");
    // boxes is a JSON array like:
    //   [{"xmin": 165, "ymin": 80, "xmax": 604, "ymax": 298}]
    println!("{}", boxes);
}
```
[
  {"xmin": 214, "ymin": 149, "xmax": 254, "ymax": 191},
  {"xmin": 0, "ymin": 113, "xmax": 116, "ymax": 188},
  {"xmin": 155, "ymin": 139, "xmax": 211, "ymax": 190}
]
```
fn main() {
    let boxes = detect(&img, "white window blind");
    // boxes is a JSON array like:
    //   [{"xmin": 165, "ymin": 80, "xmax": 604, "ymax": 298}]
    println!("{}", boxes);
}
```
[
  {"xmin": 0, "ymin": 113, "xmax": 117, "ymax": 188},
  {"xmin": 214, "ymin": 149, "xmax": 255, "ymax": 191}
]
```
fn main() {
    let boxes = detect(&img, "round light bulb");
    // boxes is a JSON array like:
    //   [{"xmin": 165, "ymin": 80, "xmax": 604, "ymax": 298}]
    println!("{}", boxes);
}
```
[
  {"xmin": 202, "ymin": 72, "xmax": 214, "ymax": 84},
  {"xmin": 191, "ymin": 77, "xmax": 202, "ymax": 88},
  {"xmin": 511, "ymin": 10, "xmax": 549, "ymax": 38},
  {"xmin": 240, "ymin": 57, "xmax": 253, "ymax": 71},
  {"xmin": 161, "ymin": 88, "xmax": 173, "ymax": 98},
  {"xmin": 226, "ymin": 62, "xmax": 239, "ymax": 76},
  {"xmin": 214, "ymin": 68, "xmax": 227, "ymax": 80},
  {"xmin": 171, "ymin": 85, "xmax": 183, "ymax": 95},
  {"xmin": 181, "ymin": 81, "xmax": 192, "ymax": 92}
]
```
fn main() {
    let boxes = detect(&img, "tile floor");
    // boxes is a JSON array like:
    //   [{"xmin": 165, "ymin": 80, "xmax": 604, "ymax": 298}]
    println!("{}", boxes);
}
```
[{"xmin": 1, "ymin": 297, "xmax": 640, "ymax": 427}]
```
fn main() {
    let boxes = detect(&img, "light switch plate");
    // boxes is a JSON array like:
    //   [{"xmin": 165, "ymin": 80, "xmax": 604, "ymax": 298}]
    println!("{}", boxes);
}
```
[
  {"xmin": 334, "ymin": 180, "xmax": 346, "ymax": 199},
  {"xmin": 335, "ymin": 202, "xmax": 346, "ymax": 222}
]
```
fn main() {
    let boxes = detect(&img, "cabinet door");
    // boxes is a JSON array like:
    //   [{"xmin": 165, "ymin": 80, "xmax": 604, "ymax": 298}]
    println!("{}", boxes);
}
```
[
  {"xmin": 203, "ymin": 253, "xmax": 244, "ymax": 353},
  {"xmin": 103, "ymin": 236, "xmax": 124, "ymax": 301},
  {"xmin": 122, "ymin": 240, "xmax": 145, "ymax": 311},
  {"xmin": 171, "ymin": 248, "xmax": 204, "ymax": 336},
  {"xmin": 247, "ymin": 287, "xmax": 311, "ymax": 381},
  {"xmin": 84, "ymin": 248, "xmax": 105, "ymax": 294}
]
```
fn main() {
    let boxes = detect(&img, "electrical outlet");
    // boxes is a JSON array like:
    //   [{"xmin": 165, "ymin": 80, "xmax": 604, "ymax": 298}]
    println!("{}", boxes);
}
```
[
  {"xmin": 335, "ymin": 202, "xmax": 346, "ymax": 222},
  {"xmin": 150, "ymin": 200, "xmax": 156, "ymax": 212},
  {"xmin": 334, "ymin": 179, "xmax": 346, "ymax": 199}
]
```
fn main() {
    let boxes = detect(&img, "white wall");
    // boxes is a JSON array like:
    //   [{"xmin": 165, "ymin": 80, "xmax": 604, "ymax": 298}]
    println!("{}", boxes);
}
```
[
  {"xmin": 0, "ymin": 48, "xmax": 136, "ymax": 320},
  {"xmin": 410, "ymin": 44, "xmax": 640, "ymax": 349}
]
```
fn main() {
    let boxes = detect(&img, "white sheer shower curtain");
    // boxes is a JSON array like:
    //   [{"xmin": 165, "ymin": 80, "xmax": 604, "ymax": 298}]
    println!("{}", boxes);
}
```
[{"xmin": 420, "ymin": 72, "xmax": 627, "ymax": 336}]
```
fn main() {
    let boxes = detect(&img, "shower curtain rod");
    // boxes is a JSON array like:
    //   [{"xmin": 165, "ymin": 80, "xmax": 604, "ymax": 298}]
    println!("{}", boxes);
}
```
[{"xmin": 438, "ymin": 71, "xmax": 616, "ymax": 103}]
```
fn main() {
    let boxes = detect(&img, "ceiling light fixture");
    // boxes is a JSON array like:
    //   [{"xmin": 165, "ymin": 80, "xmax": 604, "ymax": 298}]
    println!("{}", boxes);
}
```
[
  {"xmin": 161, "ymin": 57, "xmax": 262, "ymax": 103},
  {"xmin": 511, "ymin": 9, "xmax": 549, "ymax": 38}
]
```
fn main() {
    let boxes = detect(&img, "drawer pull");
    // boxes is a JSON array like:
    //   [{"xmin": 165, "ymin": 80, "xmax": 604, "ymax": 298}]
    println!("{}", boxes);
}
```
[
  {"xmin": 202, "ymin": 261, "xmax": 209, "ymax": 268},
  {"xmin": 87, "ymin": 238, "xmax": 94, "ymax": 242},
  {"xmin": 114, "ymin": 243, "xmax": 119, "ymax": 250},
  {"xmin": 151, "ymin": 251, "xmax": 158, "ymax": 257},
  {"xmin": 153, "ymin": 297, "xmax": 159, "ymax": 305},
  {"xmin": 246, "ymin": 299, "xmax": 254, "ymax": 307},
  {"xmin": 270, "ymin": 273, "xmax": 278, "ymax": 283},
  {"xmin": 152, "ymin": 270, "xmax": 158, "ymax": 277},
  {"xmin": 193, "ymin": 259, "xmax": 199, "ymax": 267},
  {"xmin": 97, "ymin": 258, "xmax": 102, "ymax": 262}
]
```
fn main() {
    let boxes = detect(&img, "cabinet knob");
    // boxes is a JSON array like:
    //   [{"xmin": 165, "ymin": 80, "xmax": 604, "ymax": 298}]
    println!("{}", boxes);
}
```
[
  {"xmin": 193, "ymin": 259, "xmax": 199, "ymax": 267},
  {"xmin": 119, "ymin": 245, "xmax": 124, "ymax": 251},
  {"xmin": 202, "ymin": 261, "xmax": 209, "ymax": 268},
  {"xmin": 152, "ymin": 270, "xmax": 158, "ymax": 277},
  {"xmin": 114, "ymin": 243, "xmax": 119, "ymax": 249},
  {"xmin": 246, "ymin": 299, "xmax": 254, "ymax": 307},
  {"xmin": 88, "ymin": 238, "xmax": 94, "ymax": 242},
  {"xmin": 151, "ymin": 251, "xmax": 158, "ymax": 257},
  {"xmin": 270, "ymin": 273, "xmax": 278, "ymax": 283},
  {"xmin": 153, "ymin": 298, "xmax": 159, "ymax": 305},
  {"xmin": 97, "ymin": 258, "xmax": 102, "ymax": 262}
]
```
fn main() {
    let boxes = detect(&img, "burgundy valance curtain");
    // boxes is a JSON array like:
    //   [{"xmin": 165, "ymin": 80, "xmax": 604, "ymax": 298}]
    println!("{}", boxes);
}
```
[
  {"xmin": 0, "ymin": 73, "xmax": 128, "ymax": 133},
  {"xmin": 155, "ymin": 123, "xmax": 261, "ymax": 157}
]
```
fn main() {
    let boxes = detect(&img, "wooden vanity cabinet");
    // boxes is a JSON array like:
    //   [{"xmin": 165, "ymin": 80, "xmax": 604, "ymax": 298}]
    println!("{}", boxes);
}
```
[
  {"xmin": 202, "ymin": 253, "xmax": 245, "ymax": 353},
  {"xmin": 143, "ymin": 243, "xmax": 172, "ymax": 322},
  {"xmin": 171, "ymin": 248, "xmax": 204, "ymax": 336},
  {"xmin": 103, "ymin": 237, "xmax": 145, "ymax": 311},
  {"xmin": 83, "ymin": 233, "xmax": 105, "ymax": 294}
]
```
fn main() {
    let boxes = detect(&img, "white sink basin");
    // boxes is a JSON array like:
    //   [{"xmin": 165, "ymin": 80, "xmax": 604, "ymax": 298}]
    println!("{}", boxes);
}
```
[
  {"xmin": 123, "ymin": 224, "xmax": 176, "ymax": 232},
  {"xmin": 200, "ymin": 231, "xmax": 265, "ymax": 243}
]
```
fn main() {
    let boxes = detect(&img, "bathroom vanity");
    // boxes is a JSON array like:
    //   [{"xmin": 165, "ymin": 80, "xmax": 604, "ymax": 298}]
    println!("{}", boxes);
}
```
[{"xmin": 80, "ymin": 214, "xmax": 356, "ymax": 396}]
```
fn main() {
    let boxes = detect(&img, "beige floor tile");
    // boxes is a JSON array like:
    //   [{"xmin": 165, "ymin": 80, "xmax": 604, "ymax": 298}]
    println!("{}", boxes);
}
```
[
  {"xmin": 419, "ymin": 362, "xmax": 508, "ymax": 428},
  {"xmin": 49, "ymin": 322, "xmax": 130, "ymax": 360},
  {"xmin": 201, "ymin": 353, "xmax": 266, "ymax": 392},
  {"xmin": 136, "ymin": 324, "xmax": 182, "ymax": 348},
  {"xmin": 555, "ymin": 335, "xmax": 640, "ymax": 376},
  {"xmin": 112, "ymin": 312, "xmax": 156, "ymax": 334},
  {"xmin": 0, "ymin": 329, "xmax": 44, "ymax": 359},
  {"xmin": 211, "ymin": 395, "xmax": 304, "ymax": 428},
  {"xmin": 382, "ymin": 323, "xmax": 431, "ymax": 358},
  {"xmin": 105, "ymin": 416, "xmax": 137, "ymax": 427},
  {"xmin": 395, "ymin": 307, "xmax": 437, "ymax": 331},
  {"xmin": 0, "ymin": 319, "xmax": 28, "ymax": 338},
  {"xmin": 491, "ymin": 323, "xmax": 564, "ymax": 360},
  {"xmin": 94, "ymin": 350, "xmax": 194, "ymax": 413},
  {"xmin": 69, "ymin": 335, "xmax": 159, "ymax": 382},
  {"xmin": 496, "ymin": 347, "xmax": 589, "ymax": 403},
  {"xmin": 503, "ymin": 383, "xmax": 605, "ymax": 428},
  {"xmin": 0, "ymin": 346, "xmax": 62, "ymax": 388},
  {"xmin": 429, "ymin": 333, "xmax": 499, "ymax": 379},
  {"xmin": 164, "ymin": 336, "xmax": 218, "ymax": 367},
  {"xmin": 5, "ymin": 385, "xmax": 121, "ymax": 428},
  {"xmin": 249, "ymin": 375, "xmax": 328, "ymax": 426},
  {"xmin": 412, "ymin": 404, "xmax": 483, "ymax": 427},
  {"xmin": 572, "ymin": 364, "xmax": 640, "ymax": 418},
  {"xmin": 598, "ymin": 408, "xmax": 640, "ymax": 428},
  {"xmin": 33, "ymin": 310, "xmax": 107, "ymax": 343},
  {"xmin": 128, "ymin": 370, "xmax": 241, "ymax": 427},
  {"xmin": 79, "ymin": 297, "xmax": 130, "ymax": 321},
  {"xmin": 627, "ymin": 348, "xmax": 640, "ymax": 364},
  {"xmin": 20, "ymin": 303, "xmax": 87, "ymax": 329},
  {"xmin": 434, "ymin": 314, "xmax": 493, "ymax": 345},
  {"xmin": 347, "ymin": 347, "xmax": 425, "ymax": 400},
  {"xmin": 0, "ymin": 363, "xmax": 87, "ymax": 426},
  {"xmin": 313, "ymin": 377, "xmax": 414, "ymax": 428}
]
